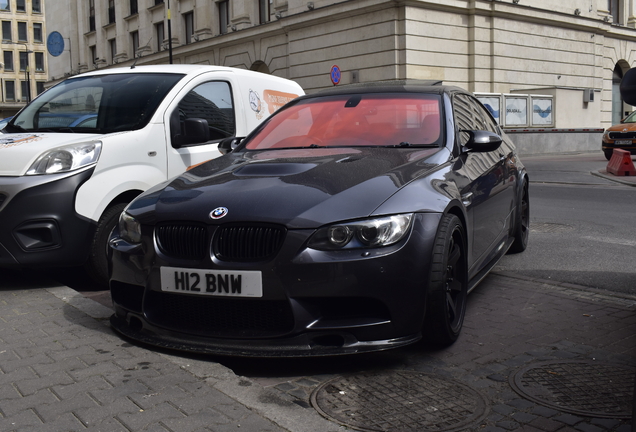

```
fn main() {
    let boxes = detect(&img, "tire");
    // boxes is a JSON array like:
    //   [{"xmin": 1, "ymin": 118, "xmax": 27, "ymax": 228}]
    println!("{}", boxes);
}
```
[
  {"xmin": 508, "ymin": 179, "xmax": 529, "ymax": 254},
  {"xmin": 85, "ymin": 203, "xmax": 127, "ymax": 288},
  {"xmin": 604, "ymin": 149, "xmax": 613, "ymax": 161},
  {"xmin": 423, "ymin": 214, "xmax": 468, "ymax": 346}
]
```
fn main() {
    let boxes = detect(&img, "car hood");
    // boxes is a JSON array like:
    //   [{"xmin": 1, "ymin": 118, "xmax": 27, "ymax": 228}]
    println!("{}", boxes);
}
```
[
  {"xmin": 605, "ymin": 122, "xmax": 636, "ymax": 132},
  {"xmin": 130, "ymin": 147, "xmax": 443, "ymax": 228},
  {"xmin": 0, "ymin": 132, "xmax": 100, "ymax": 176}
]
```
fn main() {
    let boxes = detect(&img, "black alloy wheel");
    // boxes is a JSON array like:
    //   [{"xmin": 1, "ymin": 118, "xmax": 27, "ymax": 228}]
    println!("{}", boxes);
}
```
[
  {"xmin": 424, "ymin": 214, "xmax": 468, "ymax": 346},
  {"xmin": 508, "ymin": 180, "xmax": 529, "ymax": 254}
]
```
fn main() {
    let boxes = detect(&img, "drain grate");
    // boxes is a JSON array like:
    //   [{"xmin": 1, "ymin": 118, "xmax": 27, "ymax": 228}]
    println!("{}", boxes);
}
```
[
  {"xmin": 310, "ymin": 370, "xmax": 488, "ymax": 432},
  {"xmin": 530, "ymin": 222, "xmax": 574, "ymax": 233},
  {"xmin": 510, "ymin": 360, "xmax": 635, "ymax": 419}
]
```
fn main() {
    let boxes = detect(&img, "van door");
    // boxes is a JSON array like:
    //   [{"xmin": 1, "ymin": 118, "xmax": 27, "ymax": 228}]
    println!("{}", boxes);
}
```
[{"xmin": 165, "ymin": 79, "xmax": 238, "ymax": 178}]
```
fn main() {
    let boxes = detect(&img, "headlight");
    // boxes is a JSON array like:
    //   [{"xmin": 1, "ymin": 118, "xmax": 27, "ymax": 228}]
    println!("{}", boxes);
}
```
[
  {"xmin": 118, "ymin": 211, "xmax": 141, "ymax": 244},
  {"xmin": 308, "ymin": 214, "xmax": 413, "ymax": 250},
  {"xmin": 26, "ymin": 141, "xmax": 102, "ymax": 175}
]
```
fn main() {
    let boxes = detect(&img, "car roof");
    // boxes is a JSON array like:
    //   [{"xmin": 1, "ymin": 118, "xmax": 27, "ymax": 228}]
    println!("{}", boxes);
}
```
[
  {"xmin": 70, "ymin": 64, "xmax": 262, "ymax": 80},
  {"xmin": 305, "ymin": 80, "xmax": 469, "ymax": 99}
]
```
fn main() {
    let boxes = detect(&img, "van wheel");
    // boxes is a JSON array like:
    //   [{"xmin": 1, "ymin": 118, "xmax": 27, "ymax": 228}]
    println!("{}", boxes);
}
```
[
  {"xmin": 85, "ymin": 203, "xmax": 127, "ymax": 288},
  {"xmin": 603, "ymin": 149, "xmax": 613, "ymax": 161},
  {"xmin": 423, "ymin": 214, "xmax": 468, "ymax": 346}
]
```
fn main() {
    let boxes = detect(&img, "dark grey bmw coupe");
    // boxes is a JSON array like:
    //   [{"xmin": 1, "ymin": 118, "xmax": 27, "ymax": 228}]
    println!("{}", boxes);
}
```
[{"xmin": 108, "ymin": 80, "xmax": 529, "ymax": 357}]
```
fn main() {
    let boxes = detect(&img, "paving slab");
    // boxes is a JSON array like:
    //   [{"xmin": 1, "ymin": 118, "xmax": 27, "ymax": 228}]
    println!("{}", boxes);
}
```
[{"xmin": 0, "ymin": 270, "xmax": 634, "ymax": 431}]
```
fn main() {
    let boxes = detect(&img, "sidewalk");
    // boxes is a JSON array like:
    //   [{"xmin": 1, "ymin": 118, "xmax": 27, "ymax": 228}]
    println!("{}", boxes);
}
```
[{"xmin": 0, "ymin": 271, "xmax": 634, "ymax": 431}]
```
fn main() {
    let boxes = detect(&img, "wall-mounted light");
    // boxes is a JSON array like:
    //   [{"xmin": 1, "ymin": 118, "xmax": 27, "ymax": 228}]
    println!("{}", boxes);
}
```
[
  {"xmin": 231, "ymin": 24, "xmax": 237, "ymax": 31},
  {"xmin": 512, "ymin": 0, "xmax": 519, "ymax": 4},
  {"xmin": 574, "ymin": 8, "xmax": 581, "ymax": 15},
  {"xmin": 603, "ymin": 15, "xmax": 612, "ymax": 22},
  {"xmin": 192, "ymin": 34, "xmax": 200, "ymax": 42},
  {"xmin": 275, "ymin": 11, "xmax": 282, "ymax": 19},
  {"xmin": 307, "ymin": 2, "xmax": 314, "ymax": 10}
]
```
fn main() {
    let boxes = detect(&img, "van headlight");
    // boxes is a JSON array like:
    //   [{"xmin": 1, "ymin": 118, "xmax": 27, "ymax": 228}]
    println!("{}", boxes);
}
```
[
  {"xmin": 308, "ymin": 214, "xmax": 413, "ymax": 250},
  {"xmin": 26, "ymin": 141, "xmax": 102, "ymax": 175}
]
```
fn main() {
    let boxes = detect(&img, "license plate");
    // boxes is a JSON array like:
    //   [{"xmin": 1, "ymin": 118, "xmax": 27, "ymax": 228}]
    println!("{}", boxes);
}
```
[
  {"xmin": 160, "ymin": 266, "xmax": 262, "ymax": 297},
  {"xmin": 614, "ymin": 140, "xmax": 632, "ymax": 145}
]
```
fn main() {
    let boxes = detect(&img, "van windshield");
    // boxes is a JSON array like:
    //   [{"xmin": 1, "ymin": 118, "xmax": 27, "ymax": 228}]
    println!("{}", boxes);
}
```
[{"xmin": 6, "ymin": 73, "xmax": 184, "ymax": 134}]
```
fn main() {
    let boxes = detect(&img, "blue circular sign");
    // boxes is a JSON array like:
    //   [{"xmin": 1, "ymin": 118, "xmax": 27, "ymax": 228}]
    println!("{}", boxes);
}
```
[
  {"xmin": 47, "ymin": 31, "xmax": 64, "ymax": 57},
  {"xmin": 330, "ymin": 65, "xmax": 341, "ymax": 85}
]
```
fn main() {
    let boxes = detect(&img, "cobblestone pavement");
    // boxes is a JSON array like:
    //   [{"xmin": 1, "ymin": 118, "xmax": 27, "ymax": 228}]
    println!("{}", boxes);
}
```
[{"xmin": 0, "ymin": 271, "xmax": 634, "ymax": 431}]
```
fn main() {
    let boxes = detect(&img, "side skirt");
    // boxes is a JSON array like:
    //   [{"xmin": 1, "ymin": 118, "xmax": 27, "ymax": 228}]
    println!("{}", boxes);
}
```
[{"xmin": 467, "ymin": 237, "xmax": 514, "ymax": 293}]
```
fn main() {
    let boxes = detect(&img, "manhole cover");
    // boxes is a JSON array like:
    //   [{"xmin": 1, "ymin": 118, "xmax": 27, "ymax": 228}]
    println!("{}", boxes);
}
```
[
  {"xmin": 530, "ymin": 223, "xmax": 574, "ymax": 233},
  {"xmin": 310, "ymin": 370, "xmax": 488, "ymax": 432},
  {"xmin": 510, "ymin": 360, "xmax": 635, "ymax": 419}
]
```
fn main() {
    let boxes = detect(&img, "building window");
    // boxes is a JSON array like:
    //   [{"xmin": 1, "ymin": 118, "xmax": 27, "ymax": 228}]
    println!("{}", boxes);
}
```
[
  {"xmin": 155, "ymin": 0, "xmax": 164, "ymax": 4},
  {"xmin": 219, "ymin": 1, "xmax": 229, "ymax": 34},
  {"xmin": 130, "ymin": 0, "xmax": 138, "ymax": 15},
  {"xmin": 34, "ymin": 52, "xmax": 43, "ymax": 71},
  {"xmin": 89, "ymin": 45, "xmax": 96, "ymax": 65},
  {"xmin": 2, "ymin": 21, "xmax": 11, "ymax": 41},
  {"xmin": 32, "ymin": 0, "xmax": 41, "ymax": 13},
  {"xmin": 108, "ymin": 0, "xmax": 116, "ymax": 24},
  {"xmin": 609, "ymin": 0, "xmax": 622, "ymax": 24},
  {"xmin": 33, "ymin": 23, "xmax": 42, "ymax": 43},
  {"xmin": 19, "ymin": 51, "xmax": 28, "ymax": 71},
  {"xmin": 259, "ymin": 0, "xmax": 270, "ymax": 24},
  {"xmin": 36, "ymin": 81, "xmax": 45, "ymax": 95},
  {"xmin": 6, "ymin": 80, "xmax": 15, "ymax": 101},
  {"xmin": 17, "ymin": 22, "xmax": 27, "ymax": 41},
  {"xmin": 16, "ymin": 0, "xmax": 25, "ymax": 12},
  {"xmin": 184, "ymin": 12, "xmax": 194, "ymax": 44},
  {"xmin": 3, "ymin": 51, "xmax": 13, "ymax": 71},
  {"xmin": 89, "ymin": 0, "xmax": 96, "ymax": 31},
  {"xmin": 131, "ymin": 31, "xmax": 139, "ymax": 58},
  {"xmin": 20, "ymin": 80, "xmax": 29, "ymax": 102},
  {"xmin": 0, "ymin": 1, "xmax": 9, "ymax": 11},
  {"xmin": 109, "ymin": 38, "xmax": 116, "ymax": 63},
  {"xmin": 156, "ymin": 22, "xmax": 164, "ymax": 51}
]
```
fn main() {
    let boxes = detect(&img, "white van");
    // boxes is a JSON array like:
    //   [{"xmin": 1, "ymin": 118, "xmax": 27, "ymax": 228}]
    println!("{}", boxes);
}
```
[{"xmin": 0, "ymin": 65, "xmax": 303, "ymax": 285}]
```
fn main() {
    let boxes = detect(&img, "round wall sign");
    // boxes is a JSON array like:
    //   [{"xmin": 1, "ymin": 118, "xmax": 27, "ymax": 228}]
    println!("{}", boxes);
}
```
[
  {"xmin": 47, "ymin": 31, "xmax": 64, "ymax": 57},
  {"xmin": 330, "ymin": 65, "xmax": 341, "ymax": 85}
]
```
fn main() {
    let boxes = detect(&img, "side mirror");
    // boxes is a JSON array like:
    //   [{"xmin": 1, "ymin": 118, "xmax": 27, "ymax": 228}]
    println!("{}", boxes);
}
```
[
  {"xmin": 171, "ymin": 114, "xmax": 210, "ymax": 148},
  {"xmin": 218, "ymin": 137, "xmax": 244, "ymax": 155},
  {"xmin": 621, "ymin": 68, "xmax": 636, "ymax": 106},
  {"xmin": 462, "ymin": 130, "xmax": 502, "ymax": 153}
]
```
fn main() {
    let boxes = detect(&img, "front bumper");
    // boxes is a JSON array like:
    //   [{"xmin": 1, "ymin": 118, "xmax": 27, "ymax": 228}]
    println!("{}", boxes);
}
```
[
  {"xmin": 109, "ymin": 212, "xmax": 442, "ymax": 357},
  {"xmin": 0, "ymin": 168, "xmax": 95, "ymax": 267}
]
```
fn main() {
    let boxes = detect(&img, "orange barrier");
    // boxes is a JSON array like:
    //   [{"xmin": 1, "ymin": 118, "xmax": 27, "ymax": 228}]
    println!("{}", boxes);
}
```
[{"xmin": 607, "ymin": 149, "xmax": 636, "ymax": 176}]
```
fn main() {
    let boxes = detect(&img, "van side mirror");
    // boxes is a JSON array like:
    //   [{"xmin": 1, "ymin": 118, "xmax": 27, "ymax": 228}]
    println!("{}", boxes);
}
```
[
  {"xmin": 461, "ymin": 130, "xmax": 502, "ymax": 153},
  {"xmin": 218, "ymin": 137, "xmax": 244, "ymax": 154},
  {"xmin": 170, "ymin": 110, "xmax": 210, "ymax": 148}
]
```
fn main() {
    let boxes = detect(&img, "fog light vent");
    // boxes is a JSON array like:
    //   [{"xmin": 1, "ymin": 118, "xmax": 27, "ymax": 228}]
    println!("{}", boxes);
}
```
[{"xmin": 13, "ymin": 220, "xmax": 62, "ymax": 250}]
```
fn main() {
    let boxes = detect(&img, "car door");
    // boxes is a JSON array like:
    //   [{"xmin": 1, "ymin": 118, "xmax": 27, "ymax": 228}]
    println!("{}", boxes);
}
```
[
  {"xmin": 166, "ymin": 79, "xmax": 237, "ymax": 179},
  {"xmin": 450, "ymin": 93, "xmax": 514, "ymax": 273}
]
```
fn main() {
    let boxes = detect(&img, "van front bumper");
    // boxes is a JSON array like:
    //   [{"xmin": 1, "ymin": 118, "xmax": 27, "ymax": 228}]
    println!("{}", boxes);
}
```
[{"xmin": 0, "ymin": 168, "xmax": 96, "ymax": 268}]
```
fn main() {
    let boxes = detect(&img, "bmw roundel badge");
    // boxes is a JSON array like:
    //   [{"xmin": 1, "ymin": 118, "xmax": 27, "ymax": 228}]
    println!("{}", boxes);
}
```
[{"xmin": 210, "ymin": 207, "xmax": 229, "ymax": 219}]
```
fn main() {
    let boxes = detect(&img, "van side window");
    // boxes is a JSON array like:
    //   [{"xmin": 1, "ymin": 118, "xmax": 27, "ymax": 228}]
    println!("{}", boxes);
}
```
[{"xmin": 173, "ymin": 81, "xmax": 236, "ymax": 147}]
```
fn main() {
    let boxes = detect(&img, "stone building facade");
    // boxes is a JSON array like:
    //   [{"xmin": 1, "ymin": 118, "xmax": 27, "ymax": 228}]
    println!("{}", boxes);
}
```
[
  {"xmin": 45, "ymin": 0, "xmax": 636, "ymax": 129},
  {"xmin": 0, "ymin": 0, "xmax": 47, "ymax": 118}
]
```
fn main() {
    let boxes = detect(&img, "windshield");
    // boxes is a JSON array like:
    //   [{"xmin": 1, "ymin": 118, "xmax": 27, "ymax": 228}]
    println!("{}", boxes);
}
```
[
  {"xmin": 7, "ymin": 73, "xmax": 184, "ymax": 134},
  {"xmin": 624, "ymin": 111, "xmax": 636, "ymax": 123},
  {"xmin": 244, "ymin": 93, "xmax": 443, "ymax": 150}
]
